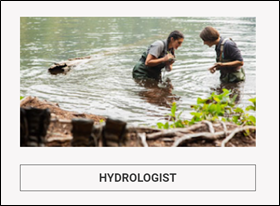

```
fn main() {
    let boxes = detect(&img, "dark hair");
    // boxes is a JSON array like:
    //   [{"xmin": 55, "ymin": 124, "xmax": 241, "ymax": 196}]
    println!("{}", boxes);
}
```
[
  {"xmin": 199, "ymin": 26, "xmax": 220, "ymax": 42},
  {"xmin": 167, "ymin": 30, "xmax": 184, "ymax": 55}
]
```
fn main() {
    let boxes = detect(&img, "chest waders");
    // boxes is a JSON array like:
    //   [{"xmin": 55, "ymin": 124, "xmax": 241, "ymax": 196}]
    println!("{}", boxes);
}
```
[
  {"xmin": 133, "ymin": 41, "xmax": 167, "ymax": 80},
  {"xmin": 217, "ymin": 38, "xmax": 246, "ymax": 83}
]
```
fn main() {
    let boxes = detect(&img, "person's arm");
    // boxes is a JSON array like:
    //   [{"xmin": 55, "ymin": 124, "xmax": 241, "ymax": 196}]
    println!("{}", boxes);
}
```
[
  {"xmin": 209, "ymin": 60, "xmax": 243, "ymax": 73},
  {"xmin": 209, "ymin": 41, "xmax": 243, "ymax": 73},
  {"xmin": 214, "ymin": 60, "xmax": 244, "ymax": 70},
  {"xmin": 145, "ymin": 53, "xmax": 174, "ymax": 67}
]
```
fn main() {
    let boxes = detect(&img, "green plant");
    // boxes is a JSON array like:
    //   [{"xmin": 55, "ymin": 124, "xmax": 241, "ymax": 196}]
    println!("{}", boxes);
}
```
[
  {"xmin": 157, "ymin": 102, "xmax": 187, "ymax": 129},
  {"xmin": 156, "ymin": 89, "xmax": 256, "ymax": 129},
  {"xmin": 187, "ymin": 88, "xmax": 237, "ymax": 125},
  {"xmin": 20, "ymin": 96, "xmax": 24, "ymax": 100},
  {"xmin": 231, "ymin": 97, "xmax": 256, "ymax": 126},
  {"xmin": 246, "ymin": 98, "xmax": 256, "ymax": 111}
]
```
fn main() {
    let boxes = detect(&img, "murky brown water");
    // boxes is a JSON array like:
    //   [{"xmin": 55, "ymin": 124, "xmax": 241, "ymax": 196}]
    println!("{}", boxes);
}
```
[{"xmin": 20, "ymin": 17, "xmax": 256, "ymax": 126}]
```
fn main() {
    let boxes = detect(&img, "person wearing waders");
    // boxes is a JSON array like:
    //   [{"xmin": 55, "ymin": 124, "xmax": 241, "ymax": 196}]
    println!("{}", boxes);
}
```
[
  {"xmin": 199, "ymin": 26, "xmax": 245, "ymax": 83},
  {"xmin": 132, "ymin": 30, "xmax": 184, "ymax": 80}
]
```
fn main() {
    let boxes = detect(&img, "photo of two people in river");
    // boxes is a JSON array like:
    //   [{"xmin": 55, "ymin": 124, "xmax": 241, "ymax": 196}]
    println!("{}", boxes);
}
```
[
  {"xmin": 20, "ymin": 17, "xmax": 256, "ymax": 147},
  {"xmin": 3, "ymin": 2, "xmax": 278, "ymax": 205}
]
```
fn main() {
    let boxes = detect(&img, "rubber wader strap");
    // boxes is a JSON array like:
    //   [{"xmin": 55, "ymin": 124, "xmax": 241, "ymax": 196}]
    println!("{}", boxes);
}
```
[
  {"xmin": 162, "ymin": 40, "xmax": 167, "ymax": 54},
  {"xmin": 219, "ymin": 38, "xmax": 232, "ymax": 62}
]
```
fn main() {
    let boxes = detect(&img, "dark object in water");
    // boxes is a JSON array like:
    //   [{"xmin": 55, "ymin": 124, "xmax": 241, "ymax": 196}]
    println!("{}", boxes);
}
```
[
  {"xmin": 48, "ymin": 63, "xmax": 70, "ymax": 75},
  {"xmin": 20, "ymin": 107, "xmax": 51, "ymax": 147},
  {"xmin": 48, "ymin": 56, "xmax": 91, "ymax": 75}
]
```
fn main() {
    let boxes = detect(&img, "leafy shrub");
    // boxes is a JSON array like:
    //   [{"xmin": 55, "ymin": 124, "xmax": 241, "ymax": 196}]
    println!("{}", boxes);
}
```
[{"xmin": 156, "ymin": 89, "xmax": 256, "ymax": 129}]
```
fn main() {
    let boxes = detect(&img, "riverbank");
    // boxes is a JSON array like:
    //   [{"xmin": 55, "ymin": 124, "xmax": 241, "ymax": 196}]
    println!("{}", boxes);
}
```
[{"xmin": 20, "ymin": 96, "xmax": 256, "ymax": 147}]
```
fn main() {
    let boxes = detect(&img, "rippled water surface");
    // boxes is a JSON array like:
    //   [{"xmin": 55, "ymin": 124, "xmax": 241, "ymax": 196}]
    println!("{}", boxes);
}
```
[{"xmin": 20, "ymin": 17, "xmax": 256, "ymax": 126}]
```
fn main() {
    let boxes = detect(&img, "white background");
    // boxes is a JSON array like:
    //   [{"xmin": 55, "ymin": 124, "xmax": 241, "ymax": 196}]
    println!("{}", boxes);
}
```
[{"xmin": 1, "ymin": 1, "xmax": 279, "ymax": 205}]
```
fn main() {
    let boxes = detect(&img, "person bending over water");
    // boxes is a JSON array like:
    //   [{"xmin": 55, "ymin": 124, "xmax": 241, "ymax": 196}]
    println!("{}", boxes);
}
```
[
  {"xmin": 132, "ymin": 30, "xmax": 184, "ymax": 80},
  {"xmin": 200, "ymin": 26, "xmax": 245, "ymax": 83}
]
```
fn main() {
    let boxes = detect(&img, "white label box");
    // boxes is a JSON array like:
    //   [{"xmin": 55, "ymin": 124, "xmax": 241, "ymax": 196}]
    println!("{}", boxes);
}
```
[{"xmin": 20, "ymin": 164, "xmax": 256, "ymax": 191}]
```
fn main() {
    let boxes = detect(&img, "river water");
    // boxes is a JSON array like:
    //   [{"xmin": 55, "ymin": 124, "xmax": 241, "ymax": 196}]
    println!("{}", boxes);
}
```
[{"xmin": 20, "ymin": 17, "xmax": 256, "ymax": 126}]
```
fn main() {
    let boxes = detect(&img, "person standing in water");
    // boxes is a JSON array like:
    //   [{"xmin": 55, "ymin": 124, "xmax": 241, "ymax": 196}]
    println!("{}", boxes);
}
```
[
  {"xmin": 200, "ymin": 26, "xmax": 245, "ymax": 83},
  {"xmin": 132, "ymin": 30, "xmax": 184, "ymax": 80}
]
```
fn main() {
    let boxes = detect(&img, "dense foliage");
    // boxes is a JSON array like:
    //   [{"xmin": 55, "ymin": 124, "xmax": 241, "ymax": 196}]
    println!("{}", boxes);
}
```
[{"xmin": 157, "ymin": 89, "xmax": 256, "ymax": 129}]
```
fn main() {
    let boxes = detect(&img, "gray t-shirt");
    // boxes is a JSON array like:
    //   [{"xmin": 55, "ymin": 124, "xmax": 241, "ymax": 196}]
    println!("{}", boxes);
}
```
[
  {"xmin": 147, "ymin": 40, "xmax": 173, "ymax": 71},
  {"xmin": 147, "ymin": 40, "xmax": 167, "ymax": 58}
]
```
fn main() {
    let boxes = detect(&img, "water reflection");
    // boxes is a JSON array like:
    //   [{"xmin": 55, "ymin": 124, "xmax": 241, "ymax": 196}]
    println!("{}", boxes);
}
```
[{"xmin": 134, "ymin": 78, "xmax": 180, "ymax": 108}]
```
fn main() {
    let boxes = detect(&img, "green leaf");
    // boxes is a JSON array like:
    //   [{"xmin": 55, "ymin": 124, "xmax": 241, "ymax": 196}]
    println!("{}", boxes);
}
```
[
  {"xmin": 164, "ymin": 122, "xmax": 169, "ymax": 129},
  {"xmin": 157, "ymin": 122, "xmax": 164, "ymax": 129},
  {"xmin": 248, "ymin": 115, "xmax": 256, "ymax": 125},
  {"xmin": 222, "ymin": 88, "xmax": 230, "ymax": 96},
  {"xmin": 20, "ymin": 96, "xmax": 24, "ymax": 100},
  {"xmin": 190, "ymin": 112, "xmax": 202, "ymax": 118},
  {"xmin": 177, "ymin": 109, "xmax": 185, "ymax": 120},
  {"xmin": 216, "ymin": 104, "xmax": 224, "ymax": 116},
  {"xmin": 211, "ymin": 116, "xmax": 218, "ymax": 121},
  {"xmin": 245, "ymin": 105, "xmax": 255, "ymax": 111},
  {"xmin": 217, "ymin": 93, "xmax": 224, "ymax": 100},
  {"xmin": 208, "ymin": 104, "xmax": 216, "ymax": 114},
  {"xmin": 197, "ymin": 97, "xmax": 205, "ymax": 104},
  {"xmin": 234, "ymin": 107, "xmax": 244, "ymax": 113},
  {"xmin": 213, "ymin": 97, "xmax": 220, "ymax": 103},
  {"xmin": 174, "ymin": 120, "xmax": 184, "ymax": 128},
  {"xmin": 249, "ymin": 98, "xmax": 256, "ymax": 107},
  {"xmin": 232, "ymin": 116, "xmax": 239, "ymax": 124},
  {"xmin": 231, "ymin": 94, "xmax": 238, "ymax": 103},
  {"xmin": 202, "ymin": 104, "xmax": 208, "ymax": 111},
  {"xmin": 189, "ymin": 121, "xmax": 195, "ymax": 126},
  {"xmin": 171, "ymin": 102, "xmax": 177, "ymax": 117}
]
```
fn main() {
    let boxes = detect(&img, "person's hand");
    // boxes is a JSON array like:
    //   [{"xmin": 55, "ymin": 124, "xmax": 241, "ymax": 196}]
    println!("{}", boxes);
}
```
[
  {"xmin": 165, "ymin": 64, "xmax": 172, "ymax": 71},
  {"xmin": 208, "ymin": 65, "xmax": 217, "ymax": 74},
  {"xmin": 163, "ymin": 53, "xmax": 174, "ymax": 63},
  {"xmin": 165, "ymin": 59, "xmax": 175, "ymax": 66},
  {"xmin": 169, "ymin": 58, "xmax": 175, "ymax": 64},
  {"xmin": 214, "ymin": 62, "xmax": 224, "ymax": 68}
]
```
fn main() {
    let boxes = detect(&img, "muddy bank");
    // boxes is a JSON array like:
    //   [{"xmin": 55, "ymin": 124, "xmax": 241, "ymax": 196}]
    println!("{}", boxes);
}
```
[
  {"xmin": 20, "ymin": 96, "xmax": 105, "ymax": 121},
  {"xmin": 20, "ymin": 96, "xmax": 256, "ymax": 147},
  {"xmin": 20, "ymin": 96, "xmax": 105, "ymax": 146}
]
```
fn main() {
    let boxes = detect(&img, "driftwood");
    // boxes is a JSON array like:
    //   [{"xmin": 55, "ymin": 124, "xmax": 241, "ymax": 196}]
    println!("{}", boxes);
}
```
[
  {"xmin": 48, "ymin": 56, "xmax": 92, "ymax": 74},
  {"xmin": 220, "ymin": 126, "xmax": 256, "ymax": 147},
  {"xmin": 172, "ymin": 126, "xmax": 256, "ymax": 147}
]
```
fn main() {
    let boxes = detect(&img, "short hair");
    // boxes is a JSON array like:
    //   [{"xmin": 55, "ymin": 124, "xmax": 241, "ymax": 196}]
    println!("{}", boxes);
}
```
[{"xmin": 199, "ymin": 26, "xmax": 220, "ymax": 42}]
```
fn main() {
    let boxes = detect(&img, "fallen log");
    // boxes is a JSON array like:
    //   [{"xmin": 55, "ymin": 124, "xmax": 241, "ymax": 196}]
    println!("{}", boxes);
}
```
[{"xmin": 48, "ymin": 56, "xmax": 92, "ymax": 74}]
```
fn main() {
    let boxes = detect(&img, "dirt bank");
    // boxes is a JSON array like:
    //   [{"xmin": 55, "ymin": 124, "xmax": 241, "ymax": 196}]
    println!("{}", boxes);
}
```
[{"xmin": 20, "ymin": 96, "xmax": 256, "ymax": 147}]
